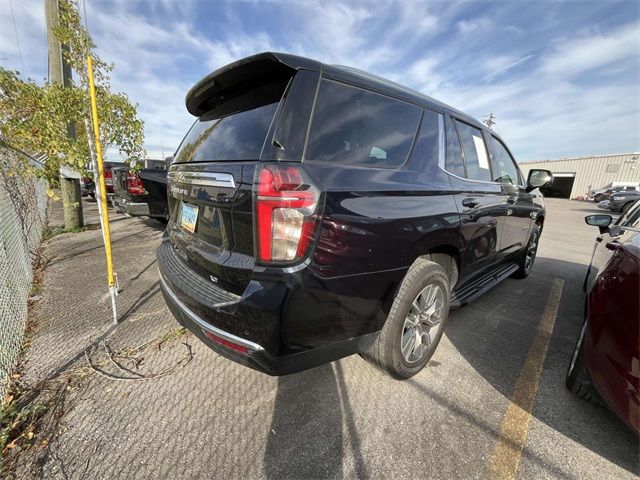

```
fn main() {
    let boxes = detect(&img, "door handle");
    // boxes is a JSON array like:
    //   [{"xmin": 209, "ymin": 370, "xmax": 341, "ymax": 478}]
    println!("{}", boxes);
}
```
[{"xmin": 462, "ymin": 198, "xmax": 478, "ymax": 208}]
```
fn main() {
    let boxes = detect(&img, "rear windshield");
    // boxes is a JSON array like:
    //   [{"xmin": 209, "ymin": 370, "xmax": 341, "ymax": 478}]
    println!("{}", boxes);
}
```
[
  {"xmin": 305, "ymin": 79, "xmax": 422, "ymax": 167},
  {"xmin": 174, "ymin": 102, "xmax": 279, "ymax": 163}
]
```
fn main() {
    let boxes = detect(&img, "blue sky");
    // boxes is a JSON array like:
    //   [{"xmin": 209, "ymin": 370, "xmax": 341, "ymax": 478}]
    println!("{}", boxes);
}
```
[{"xmin": 1, "ymin": 0, "xmax": 639, "ymax": 162}]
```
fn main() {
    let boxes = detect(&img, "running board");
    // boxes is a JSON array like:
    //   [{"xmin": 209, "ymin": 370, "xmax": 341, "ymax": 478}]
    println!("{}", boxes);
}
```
[{"xmin": 450, "ymin": 262, "xmax": 519, "ymax": 309}]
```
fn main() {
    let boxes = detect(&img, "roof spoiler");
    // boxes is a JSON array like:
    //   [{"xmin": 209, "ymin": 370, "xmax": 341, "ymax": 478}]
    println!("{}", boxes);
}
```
[{"xmin": 185, "ymin": 52, "xmax": 321, "ymax": 117}]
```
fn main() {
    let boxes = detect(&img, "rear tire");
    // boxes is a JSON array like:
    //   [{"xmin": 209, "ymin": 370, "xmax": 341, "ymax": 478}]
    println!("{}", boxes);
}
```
[
  {"xmin": 566, "ymin": 321, "xmax": 604, "ymax": 406},
  {"xmin": 361, "ymin": 258, "xmax": 450, "ymax": 380},
  {"xmin": 512, "ymin": 224, "xmax": 541, "ymax": 279}
]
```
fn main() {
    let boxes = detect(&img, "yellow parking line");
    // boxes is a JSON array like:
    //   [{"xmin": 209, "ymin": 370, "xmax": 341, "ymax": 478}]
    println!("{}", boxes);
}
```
[{"xmin": 487, "ymin": 278, "xmax": 564, "ymax": 480}]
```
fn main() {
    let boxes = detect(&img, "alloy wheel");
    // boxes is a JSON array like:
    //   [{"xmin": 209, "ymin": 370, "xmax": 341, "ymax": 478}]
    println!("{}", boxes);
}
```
[
  {"xmin": 400, "ymin": 283, "xmax": 445, "ymax": 364},
  {"xmin": 525, "ymin": 231, "xmax": 539, "ymax": 272}
]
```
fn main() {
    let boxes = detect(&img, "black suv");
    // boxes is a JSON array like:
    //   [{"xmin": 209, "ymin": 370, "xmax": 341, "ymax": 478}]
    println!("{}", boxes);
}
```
[{"xmin": 157, "ymin": 52, "xmax": 553, "ymax": 379}]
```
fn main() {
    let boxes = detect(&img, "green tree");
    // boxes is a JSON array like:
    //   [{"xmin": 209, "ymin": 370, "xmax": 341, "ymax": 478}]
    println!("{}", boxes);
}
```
[{"xmin": 0, "ymin": 0, "xmax": 145, "ymax": 184}]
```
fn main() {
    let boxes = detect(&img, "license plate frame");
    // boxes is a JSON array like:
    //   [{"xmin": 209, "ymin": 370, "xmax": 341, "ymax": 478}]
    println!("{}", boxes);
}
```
[{"xmin": 180, "ymin": 202, "xmax": 199, "ymax": 233}]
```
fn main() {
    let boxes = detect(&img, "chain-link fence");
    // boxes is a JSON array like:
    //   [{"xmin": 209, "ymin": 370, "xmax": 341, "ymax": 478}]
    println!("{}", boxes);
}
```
[{"xmin": 0, "ymin": 146, "xmax": 48, "ymax": 395}]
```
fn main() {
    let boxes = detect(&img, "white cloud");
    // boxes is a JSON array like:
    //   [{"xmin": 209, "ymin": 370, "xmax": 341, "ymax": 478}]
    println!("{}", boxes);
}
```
[
  {"xmin": 1, "ymin": 1, "xmax": 638, "ymax": 162},
  {"xmin": 456, "ymin": 17, "xmax": 492, "ymax": 34},
  {"xmin": 541, "ymin": 22, "xmax": 640, "ymax": 78},
  {"xmin": 0, "ymin": 0, "xmax": 47, "ymax": 80}
]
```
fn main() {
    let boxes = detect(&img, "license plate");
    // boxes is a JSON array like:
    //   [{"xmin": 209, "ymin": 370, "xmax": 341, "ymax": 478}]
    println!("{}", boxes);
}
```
[{"xmin": 180, "ymin": 203, "xmax": 199, "ymax": 233}]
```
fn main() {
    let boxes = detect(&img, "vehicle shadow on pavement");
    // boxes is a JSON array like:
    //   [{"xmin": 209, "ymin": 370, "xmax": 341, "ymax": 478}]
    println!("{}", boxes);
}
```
[
  {"xmin": 446, "ymin": 256, "xmax": 639, "ymax": 476},
  {"xmin": 264, "ymin": 363, "xmax": 367, "ymax": 479}
]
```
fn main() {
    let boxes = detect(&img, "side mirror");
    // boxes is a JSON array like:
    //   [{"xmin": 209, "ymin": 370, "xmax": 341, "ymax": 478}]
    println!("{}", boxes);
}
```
[
  {"xmin": 527, "ymin": 169, "xmax": 554, "ymax": 192},
  {"xmin": 585, "ymin": 214, "xmax": 613, "ymax": 234}
]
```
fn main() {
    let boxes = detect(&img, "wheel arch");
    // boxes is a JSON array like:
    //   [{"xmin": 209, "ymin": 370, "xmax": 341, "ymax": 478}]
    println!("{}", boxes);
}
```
[
  {"xmin": 380, "ymin": 243, "xmax": 461, "ymax": 323},
  {"xmin": 420, "ymin": 245, "xmax": 461, "ymax": 289}
]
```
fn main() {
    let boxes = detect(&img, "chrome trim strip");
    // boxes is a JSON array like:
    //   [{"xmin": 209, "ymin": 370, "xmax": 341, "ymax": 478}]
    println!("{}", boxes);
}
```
[
  {"xmin": 438, "ymin": 166, "xmax": 500, "ymax": 186},
  {"xmin": 257, "ymin": 195, "xmax": 300, "ymax": 201},
  {"xmin": 438, "ymin": 113, "xmax": 445, "ymax": 170},
  {"xmin": 168, "ymin": 171, "xmax": 236, "ymax": 188},
  {"xmin": 158, "ymin": 270, "xmax": 264, "ymax": 352}
]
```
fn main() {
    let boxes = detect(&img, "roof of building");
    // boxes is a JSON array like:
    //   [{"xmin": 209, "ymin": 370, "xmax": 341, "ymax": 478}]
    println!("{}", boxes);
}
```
[{"xmin": 520, "ymin": 152, "xmax": 640, "ymax": 165}]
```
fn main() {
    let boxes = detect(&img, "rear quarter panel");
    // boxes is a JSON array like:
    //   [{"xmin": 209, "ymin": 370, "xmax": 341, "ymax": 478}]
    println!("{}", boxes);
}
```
[
  {"xmin": 280, "ymin": 161, "xmax": 461, "ymax": 347},
  {"xmin": 304, "ymin": 162, "xmax": 461, "ymax": 278}
]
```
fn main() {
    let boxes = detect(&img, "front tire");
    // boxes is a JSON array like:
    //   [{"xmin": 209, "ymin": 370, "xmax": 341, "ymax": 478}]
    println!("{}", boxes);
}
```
[
  {"xmin": 566, "ymin": 321, "xmax": 603, "ymax": 406},
  {"xmin": 362, "ymin": 258, "xmax": 450, "ymax": 380}
]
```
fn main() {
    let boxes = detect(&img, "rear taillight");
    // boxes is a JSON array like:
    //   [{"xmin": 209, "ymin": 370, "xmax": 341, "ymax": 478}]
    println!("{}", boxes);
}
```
[
  {"xmin": 127, "ymin": 173, "xmax": 146, "ymax": 195},
  {"xmin": 255, "ymin": 164, "xmax": 320, "ymax": 263},
  {"xmin": 203, "ymin": 330, "xmax": 248, "ymax": 354}
]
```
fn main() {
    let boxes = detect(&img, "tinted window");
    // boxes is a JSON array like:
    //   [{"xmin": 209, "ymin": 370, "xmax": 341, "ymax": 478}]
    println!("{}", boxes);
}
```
[
  {"xmin": 306, "ymin": 79, "xmax": 421, "ymax": 167},
  {"xmin": 174, "ymin": 102, "xmax": 278, "ymax": 162},
  {"xmin": 445, "ymin": 116, "xmax": 465, "ymax": 177},
  {"xmin": 489, "ymin": 136, "xmax": 520, "ymax": 185},
  {"xmin": 454, "ymin": 120, "xmax": 491, "ymax": 182},
  {"xmin": 411, "ymin": 110, "xmax": 441, "ymax": 168}
]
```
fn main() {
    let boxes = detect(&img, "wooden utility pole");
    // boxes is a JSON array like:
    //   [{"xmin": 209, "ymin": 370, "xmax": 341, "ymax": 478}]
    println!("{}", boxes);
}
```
[{"xmin": 45, "ymin": 0, "xmax": 84, "ymax": 228}]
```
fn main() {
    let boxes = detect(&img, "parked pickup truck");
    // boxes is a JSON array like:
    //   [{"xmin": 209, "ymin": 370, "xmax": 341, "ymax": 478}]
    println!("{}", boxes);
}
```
[{"xmin": 112, "ymin": 166, "xmax": 168, "ymax": 220}]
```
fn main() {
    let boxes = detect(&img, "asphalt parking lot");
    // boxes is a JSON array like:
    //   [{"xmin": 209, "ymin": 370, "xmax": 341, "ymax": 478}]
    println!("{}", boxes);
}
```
[{"xmin": 16, "ymin": 197, "xmax": 639, "ymax": 479}]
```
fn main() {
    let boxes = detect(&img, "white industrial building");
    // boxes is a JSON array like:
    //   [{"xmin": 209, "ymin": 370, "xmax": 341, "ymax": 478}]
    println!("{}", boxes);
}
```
[{"xmin": 519, "ymin": 152, "xmax": 640, "ymax": 199}]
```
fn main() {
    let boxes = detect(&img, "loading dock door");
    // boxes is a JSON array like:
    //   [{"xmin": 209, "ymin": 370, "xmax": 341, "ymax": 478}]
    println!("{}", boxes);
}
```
[{"xmin": 545, "ymin": 172, "xmax": 575, "ymax": 198}]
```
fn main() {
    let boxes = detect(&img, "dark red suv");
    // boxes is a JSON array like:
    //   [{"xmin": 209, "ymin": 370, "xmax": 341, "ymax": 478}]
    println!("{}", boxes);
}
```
[{"xmin": 157, "ymin": 52, "xmax": 553, "ymax": 379}]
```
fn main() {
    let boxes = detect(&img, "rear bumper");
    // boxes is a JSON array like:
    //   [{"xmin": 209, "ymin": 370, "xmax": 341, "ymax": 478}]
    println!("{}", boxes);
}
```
[
  {"xmin": 113, "ymin": 196, "xmax": 152, "ymax": 216},
  {"xmin": 156, "ymin": 238, "xmax": 383, "ymax": 375},
  {"xmin": 158, "ymin": 269, "xmax": 376, "ymax": 375}
]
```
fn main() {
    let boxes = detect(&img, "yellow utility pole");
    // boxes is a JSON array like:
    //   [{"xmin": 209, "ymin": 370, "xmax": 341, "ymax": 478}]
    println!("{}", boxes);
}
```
[{"xmin": 86, "ymin": 55, "xmax": 118, "ymax": 323}]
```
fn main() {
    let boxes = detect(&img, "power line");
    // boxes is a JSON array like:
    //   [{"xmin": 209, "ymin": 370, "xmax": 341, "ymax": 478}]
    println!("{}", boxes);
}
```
[{"xmin": 9, "ymin": 0, "xmax": 25, "ymax": 75}]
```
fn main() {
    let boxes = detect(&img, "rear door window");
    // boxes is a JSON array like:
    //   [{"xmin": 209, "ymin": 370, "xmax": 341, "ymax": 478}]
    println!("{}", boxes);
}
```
[
  {"xmin": 488, "ymin": 136, "xmax": 521, "ymax": 185},
  {"xmin": 454, "ymin": 120, "xmax": 492, "ymax": 182},
  {"xmin": 305, "ymin": 79, "xmax": 422, "ymax": 167}
]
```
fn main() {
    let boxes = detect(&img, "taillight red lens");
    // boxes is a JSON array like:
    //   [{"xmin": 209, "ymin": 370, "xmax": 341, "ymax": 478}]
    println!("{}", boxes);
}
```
[
  {"xmin": 203, "ymin": 331, "xmax": 248, "ymax": 354},
  {"xmin": 255, "ymin": 165, "xmax": 320, "ymax": 263},
  {"xmin": 127, "ymin": 173, "xmax": 146, "ymax": 195}
]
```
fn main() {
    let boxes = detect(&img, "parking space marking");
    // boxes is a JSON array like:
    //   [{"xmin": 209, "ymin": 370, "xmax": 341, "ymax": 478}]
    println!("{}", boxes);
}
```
[{"xmin": 487, "ymin": 278, "xmax": 564, "ymax": 480}]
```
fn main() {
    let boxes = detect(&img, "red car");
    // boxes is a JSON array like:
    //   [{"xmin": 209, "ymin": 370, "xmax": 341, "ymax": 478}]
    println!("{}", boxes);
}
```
[
  {"xmin": 103, "ymin": 162, "xmax": 117, "ymax": 195},
  {"xmin": 566, "ymin": 200, "xmax": 640, "ymax": 434}
]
